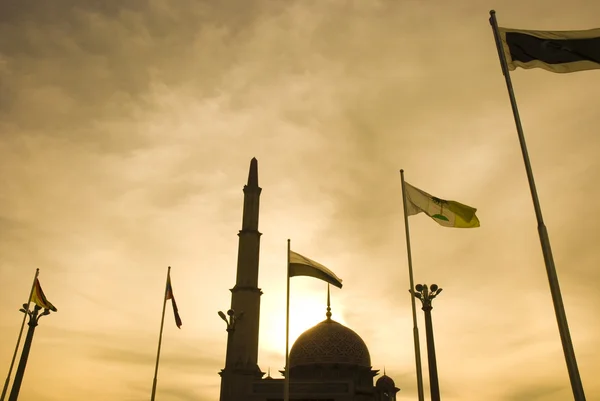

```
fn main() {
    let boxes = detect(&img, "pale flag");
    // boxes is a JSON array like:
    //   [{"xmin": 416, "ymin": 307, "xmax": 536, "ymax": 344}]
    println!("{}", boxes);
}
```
[
  {"xmin": 404, "ymin": 182, "xmax": 480, "ymax": 228},
  {"xmin": 289, "ymin": 251, "xmax": 342, "ymax": 288}
]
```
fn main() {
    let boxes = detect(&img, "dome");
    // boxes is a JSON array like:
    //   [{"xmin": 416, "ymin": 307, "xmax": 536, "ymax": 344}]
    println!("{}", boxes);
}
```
[
  {"xmin": 289, "ymin": 319, "xmax": 371, "ymax": 368},
  {"xmin": 376, "ymin": 374, "xmax": 396, "ymax": 389}
]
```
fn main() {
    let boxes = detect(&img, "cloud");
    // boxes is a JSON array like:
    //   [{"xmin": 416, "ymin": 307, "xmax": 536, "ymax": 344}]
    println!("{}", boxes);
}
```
[
  {"xmin": 505, "ymin": 384, "xmax": 566, "ymax": 401},
  {"xmin": 1, "ymin": 1, "xmax": 599, "ymax": 400},
  {"xmin": 94, "ymin": 345, "xmax": 221, "ymax": 370}
]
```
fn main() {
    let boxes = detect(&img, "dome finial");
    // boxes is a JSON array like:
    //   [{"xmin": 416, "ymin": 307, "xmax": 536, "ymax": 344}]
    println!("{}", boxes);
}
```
[
  {"xmin": 326, "ymin": 283, "xmax": 332, "ymax": 320},
  {"xmin": 384, "ymin": 365, "xmax": 386, "ymax": 375}
]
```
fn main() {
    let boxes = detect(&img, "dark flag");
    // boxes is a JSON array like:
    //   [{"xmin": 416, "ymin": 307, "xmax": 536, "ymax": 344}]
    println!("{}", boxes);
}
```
[
  {"xmin": 498, "ymin": 27, "xmax": 600, "ymax": 73},
  {"xmin": 165, "ymin": 273, "xmax": 182, "ymax": 328},
  {"xmin": 489, "ymin": 11, "xmax": 589, "ymax": 401}
]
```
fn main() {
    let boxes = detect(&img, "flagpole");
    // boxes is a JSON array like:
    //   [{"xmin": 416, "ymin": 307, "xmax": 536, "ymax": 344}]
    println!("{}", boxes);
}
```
[
  {"xmin": 150, "ymin": 266, "xmax": 170, "ymax": 401},
  {"xmin": 399, "ymin": 170, "xmax": 425, "ymax": 401},
  {"xmin": 0, "ymin": 269, "xmax": 39, "ymax": 401},
  {"xmin": 9, "ymin": 277, "xmax": 56, "ymax": 401},
  {"xmin": 326, "ymin": 284, "xmax": 331, "ymax": 318},
  {"xmin": 489, "ymin": 11, "xmax": 586, "ymax": 401},
  {"xmin": 284, "ymin": 239, "xmax": 291, "ymax": 401}
]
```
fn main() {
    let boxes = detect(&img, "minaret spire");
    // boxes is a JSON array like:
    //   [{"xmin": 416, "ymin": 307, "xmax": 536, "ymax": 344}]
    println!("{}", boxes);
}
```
[
  {"xmin": 247, "ymin": 157, "xmax": 258, "ymax": 187},
  {"xmin": 219, "ymin": 158, "xmax": 264, "ymax": 401}
]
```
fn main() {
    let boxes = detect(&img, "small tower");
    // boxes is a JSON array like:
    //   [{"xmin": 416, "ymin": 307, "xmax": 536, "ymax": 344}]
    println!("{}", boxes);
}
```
[
  {"xmin": 375, "ymin": 369, "xmax": 400, "ymax": 401},
  {"xmin": 219, "ymin": 158, "xmax": 264, "ymax": 401}
]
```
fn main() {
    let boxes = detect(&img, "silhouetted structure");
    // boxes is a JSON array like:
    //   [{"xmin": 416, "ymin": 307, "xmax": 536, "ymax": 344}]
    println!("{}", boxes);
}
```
[
  {"xmin": 8, "ymin": 305, "xmax": 53, "ymax": 401},
  {"xmin": 219, "ymin": 158, "xmax": 401, "ymax": 401},
  {"xmin": 412, "ymin": 284, "xmax": 443, "ymax": 401}
]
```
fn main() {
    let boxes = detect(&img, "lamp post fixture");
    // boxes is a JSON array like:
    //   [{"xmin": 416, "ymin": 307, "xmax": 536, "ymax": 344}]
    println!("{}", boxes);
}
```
[
  {"xmin": 218, "ymin": 309, "xmax": 244, "ymax": 401},
  {"xmin": 218, "ymin": 309, "xmax": 244, "ymax": 368},
  {"xmin": 8, "ymin": 304, "xmax": 54, "ymax": 401},
  {"xmin": 412, "ymin": 284, "xmax": 443, "ymax": 401},
  {"xmin": 218, "ymin": 309, "xmax": 244, "ymax": 332}
]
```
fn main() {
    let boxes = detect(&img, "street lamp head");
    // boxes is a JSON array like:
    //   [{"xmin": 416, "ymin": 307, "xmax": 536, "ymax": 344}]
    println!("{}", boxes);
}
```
[
  {"xmin": 218, "ymin": 311, "xmax": 228, "ymax": 322},
  {"xmin": 430, "ymin": 284, "xmax": 439, "ymax": 292},
  {"xmin": 42, "ymin": 309, "xmax": 50, "ymax": 316},
  {"xmin": 22, "ymin": 303, "xmax": 29, "ymax": 309},
  {"xmin": 227, "ymin": 309, "xmax": 234, "ymax": 316},
  {"xmin": 415, "ymin": 284, "xmax": 424, "ymax": 292}
]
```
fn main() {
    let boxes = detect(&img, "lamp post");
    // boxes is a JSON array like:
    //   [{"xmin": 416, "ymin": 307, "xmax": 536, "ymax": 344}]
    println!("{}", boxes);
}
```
[
  {"xmin": 8, "ymin": 304, "xmax": 54, "ymax": 401},
  {"xmin": 218, "ymin": 309, "xmax": 244, "ymax": 367},
  {"xmin": 218, "ymin": 309, "xmax": 244, "ymax": 401},
  {"xmin": 412, "ymin": 284, "xmax": 443, "ymax": 401}
]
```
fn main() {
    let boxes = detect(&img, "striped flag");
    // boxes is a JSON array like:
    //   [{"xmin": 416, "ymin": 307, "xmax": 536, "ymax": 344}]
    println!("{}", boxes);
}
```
[
  {"xmin": 289, "ymin": 250, "xmax": 343, "ymax": 288},
  {"xmin": 30, "ymin": 278, "xmax": 57, "ymax": 312},
  {"xmin": 166, "ymin": 273, "xmax": 182, "ymax": 328},
  {"xmin": 498, "ymin": 27, "xmax": 600, "ymax": 73}
]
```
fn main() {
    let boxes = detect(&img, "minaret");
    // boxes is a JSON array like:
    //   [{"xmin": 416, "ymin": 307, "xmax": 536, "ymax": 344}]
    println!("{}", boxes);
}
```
[{"xmin": 219, "ymin": 158, "xmax": 264, "ymax": 401}]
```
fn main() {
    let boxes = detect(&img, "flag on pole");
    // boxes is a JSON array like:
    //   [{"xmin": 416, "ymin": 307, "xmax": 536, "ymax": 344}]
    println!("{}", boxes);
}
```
[
  {"xmin": 489, "ymin": 12, "xmax": 588, "ymax": 400},
  {"xmin": 30, "ymin": 279, "xmax": 57, "ymax": 312},
  {"xmin": 284, "ymin": 244, "xmax": 342, "ymax": 401},
  {"xmin": 165, "ymin": 274, "xmax": 182, "ymax": 328},
  {"xmin": 289, "ymin": 250, "xmax": 343, "ymax": 288},
  {"xmin": 404, "ymin": 182, "xmax": 480, "ymax": 228},
  {"xmin": 498, "ymin": 27, "xmax": 600, "ymax": 73}
]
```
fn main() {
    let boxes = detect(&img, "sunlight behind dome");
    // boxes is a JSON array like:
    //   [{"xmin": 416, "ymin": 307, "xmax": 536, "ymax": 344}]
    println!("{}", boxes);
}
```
[
  {"xmin": 289, "ymin": 319, "xmax": 371, "ymax": 368},
  {"xmin": 260, "ymin": 279, "xmax": 348, "ymax": 357}
]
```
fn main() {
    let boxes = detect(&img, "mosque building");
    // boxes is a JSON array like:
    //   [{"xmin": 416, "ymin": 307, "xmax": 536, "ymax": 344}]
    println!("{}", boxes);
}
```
[{"xmin": 218, "ymin": 158, "xmax": 400, "ymax": 401}]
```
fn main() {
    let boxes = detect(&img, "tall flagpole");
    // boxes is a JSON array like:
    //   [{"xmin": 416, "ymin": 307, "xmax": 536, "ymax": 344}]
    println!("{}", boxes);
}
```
[
  {"xmin": 0, "ymin": 269, "xmax": 39, "ymax": 401},
  {"xmin": 489, "ymin": 11, "xmax": 586, "ymax": 401},
  {"xmin": 400, "ymin": 170, "xmax": 425, "ymax": 401},
  {"xmin": 150, "ymin": 266, "xmax": 170, "ymax": 401},
  {"xmin": 284, "ymin": 239, "xmax": 291, "ymax": 401}
]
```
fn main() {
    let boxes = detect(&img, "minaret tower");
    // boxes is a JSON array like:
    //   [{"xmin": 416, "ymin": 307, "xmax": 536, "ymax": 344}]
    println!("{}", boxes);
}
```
[{"xmin": 219, "ymin": 158, "xmax": 264, "ymax": 401}]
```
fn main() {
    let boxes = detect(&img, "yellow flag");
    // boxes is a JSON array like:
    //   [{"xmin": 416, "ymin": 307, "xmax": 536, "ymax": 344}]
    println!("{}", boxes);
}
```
[
  {"xmin": 404, "ymin": 182, "xmax": 480, "ymax": 228},
  {"xmin": 30, "ymin": 279, "xmax": 57, "ymax": 312}
]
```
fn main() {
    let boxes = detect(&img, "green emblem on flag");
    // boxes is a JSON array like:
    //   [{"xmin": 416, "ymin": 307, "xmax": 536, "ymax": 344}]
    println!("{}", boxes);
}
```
[{"xmin": 431, "ymin": 197, "xmax": 450, "ymax": 222}]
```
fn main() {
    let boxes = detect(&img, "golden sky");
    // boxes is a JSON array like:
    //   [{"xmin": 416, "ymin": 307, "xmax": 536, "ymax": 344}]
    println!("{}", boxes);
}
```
[{"xmin": 1, "ymin": 1, "xmax": 599, "ymax": 400}]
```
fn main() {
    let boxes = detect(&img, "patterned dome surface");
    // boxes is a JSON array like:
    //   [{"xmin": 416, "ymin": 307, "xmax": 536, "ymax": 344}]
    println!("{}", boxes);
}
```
[{"xmin": 289, "ymin": 319, "xmax": 371, "ymax": 368}]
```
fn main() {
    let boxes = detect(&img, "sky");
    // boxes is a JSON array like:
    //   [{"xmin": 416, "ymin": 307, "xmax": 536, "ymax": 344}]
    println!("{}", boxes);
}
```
[{"xmin": 1, "ymin": 0, "xmax": 599, "ymax": 400}]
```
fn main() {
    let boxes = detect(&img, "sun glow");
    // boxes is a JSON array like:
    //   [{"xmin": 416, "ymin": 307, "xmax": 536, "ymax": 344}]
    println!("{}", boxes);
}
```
[{"xmin": 260, "ymin": 282, "xmax": 347, "ymax": 357}]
